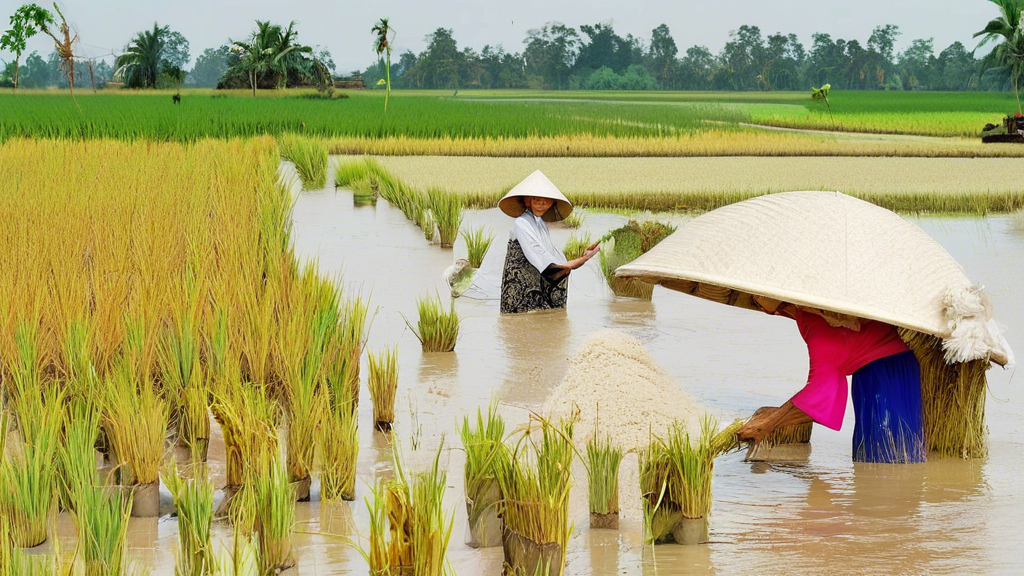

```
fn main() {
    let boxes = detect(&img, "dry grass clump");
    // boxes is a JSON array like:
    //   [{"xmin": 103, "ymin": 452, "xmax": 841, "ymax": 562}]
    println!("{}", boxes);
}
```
[
  {"xmin": 461, "ymin": 225, "xmax": 495, "ymax": 268},
  {"xmin": 279, "ymin": 134, "xmax": 328, "ymax": 190},
  {"xmin": 368, "ymin": 346, "xmax": 399, "ymax": 431},
  {"xmin": 900, "ymin": 330, "xmax": 988, "ymax": 458},
  {"xmin": 408, "ymin": 293, "xmax": 460, "ymax": 353},
  {"xmin": 639, "ymin": 417, "xmax": 741, "ymax": 545}
]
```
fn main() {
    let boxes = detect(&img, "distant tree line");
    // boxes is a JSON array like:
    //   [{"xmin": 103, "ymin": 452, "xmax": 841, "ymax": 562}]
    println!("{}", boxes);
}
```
[
  {"xmin": 1, "ymin": 15, "xmax": 1017, "ymax": 93},
  {"xmin": 359, "ymin": 23, "xmax": 1011, "ymax": 92}
]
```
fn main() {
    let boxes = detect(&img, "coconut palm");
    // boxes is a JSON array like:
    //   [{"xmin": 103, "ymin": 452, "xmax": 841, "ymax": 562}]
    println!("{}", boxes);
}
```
[
  {"xmin": 372, "ymin": 18, "xmax": 395, "ymax": 112},
  {"xmin": 975, "ymin": 0, "xmax": 1024, "ymax": 114},
  {"xmin": 114, "ymin": 23, "xmax": 170, "ymax": 88},
  {"xmin": 227, "ymin": 20, "xmax": 312, "ymax": 96}
]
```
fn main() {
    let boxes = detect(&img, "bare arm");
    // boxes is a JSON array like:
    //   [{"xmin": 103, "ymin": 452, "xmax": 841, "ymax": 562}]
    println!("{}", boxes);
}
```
[
  {"xmin": 547, "ymin": 243, "xmax": 600, "ymax": 279},
  {"xmin": 736, "ymin": 400, "xmax": 813, "ymax": 444}
]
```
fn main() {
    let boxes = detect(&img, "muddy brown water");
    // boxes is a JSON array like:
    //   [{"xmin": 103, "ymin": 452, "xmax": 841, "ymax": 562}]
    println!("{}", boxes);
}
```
[{"xmin": 49, "ymin": 168, "xmax": 1023, "ymax": 575}]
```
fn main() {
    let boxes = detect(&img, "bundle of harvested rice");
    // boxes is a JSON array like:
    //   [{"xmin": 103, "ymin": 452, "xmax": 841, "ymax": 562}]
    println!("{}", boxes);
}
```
[{"xmin": 543, "ymin": 329, "xmax": 704, "ymax": 450}]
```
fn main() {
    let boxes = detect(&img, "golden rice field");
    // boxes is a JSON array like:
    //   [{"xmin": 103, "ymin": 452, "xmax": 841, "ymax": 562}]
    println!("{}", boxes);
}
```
[
  {"xmin": 322, "ymin": 131, "xmax": 1024, "ymax": 159},
  {"xmin": 367, "ymin": 155, "xmax": 1024, "ymax": 214}
]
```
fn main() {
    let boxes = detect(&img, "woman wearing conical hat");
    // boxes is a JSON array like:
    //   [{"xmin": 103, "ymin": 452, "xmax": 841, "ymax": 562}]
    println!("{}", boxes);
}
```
[{"xmin": 497, "ymin": 171, "xmax": 600, "ymax": 314}]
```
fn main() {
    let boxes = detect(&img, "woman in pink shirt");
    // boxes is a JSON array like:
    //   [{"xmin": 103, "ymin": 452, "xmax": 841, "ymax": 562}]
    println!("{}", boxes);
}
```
[{"xmin": 737, "ymin": 298, "xmax": 926, "ymax": 463}]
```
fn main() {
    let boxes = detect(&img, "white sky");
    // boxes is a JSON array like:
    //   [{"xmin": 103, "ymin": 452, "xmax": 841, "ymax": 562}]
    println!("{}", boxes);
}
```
[{"xmin": 0, "ymin": 0, "xmax": 998, "ymax": 72}]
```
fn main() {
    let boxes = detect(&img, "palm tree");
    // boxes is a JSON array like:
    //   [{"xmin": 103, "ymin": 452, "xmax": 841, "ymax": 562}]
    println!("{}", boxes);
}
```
[
  {"xmin": 372, "ymin": 18, "xmax": 395, "ymax": 112},
  {"xmin": 975, "ymin": 0, "xmax": 1024, "ymax": 114},
  {"xmin": 114, "ymin": 23, "xmax": 170, "ymax": 88},
  {"xmin": 228, "ymin": 20, "xmax": 311, "ymax": 96}
]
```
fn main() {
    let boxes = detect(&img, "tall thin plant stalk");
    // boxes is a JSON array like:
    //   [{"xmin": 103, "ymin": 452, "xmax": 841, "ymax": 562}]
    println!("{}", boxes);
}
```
[{"xmin": 368, "ymin": 346, "xmax": 399, "ymax": 431}]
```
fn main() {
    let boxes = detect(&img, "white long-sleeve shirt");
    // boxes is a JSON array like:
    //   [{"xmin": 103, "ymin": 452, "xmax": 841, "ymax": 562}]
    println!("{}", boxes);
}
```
[{"xmin": 509, "ymin": 212, "xmax": 568, "ymax": 273}]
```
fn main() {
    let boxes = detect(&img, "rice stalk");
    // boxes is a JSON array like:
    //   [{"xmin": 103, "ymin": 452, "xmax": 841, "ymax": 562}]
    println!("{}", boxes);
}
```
[
  {"xmin": 419, "ymin": 208, "xmax": 437, "ymax": 243},
  {"xmin": 900, "ymin": 329, "xmax": 987, "ymax": 458},
  {"xmin": 319, "ymin": 396, "xmax": 359, "ymax": 502},
  {"xmin": 368, "ymin": 346, "xmax": 399, "ymax": 430},
  {"xmin": 279, "ymin": 135, "xmax": 328, "ymax": 190},
  {"xmin": 252, "ymin": 457, "xmax": 296, "ymax": 574},
  {"xmin": 325, "ymin": 294, "xmax": 369, "ymax": 409},
  {"xmin": 461, "ymin": 226, "xmax": 495, "ymax": 268},
  {"xmin": 57, "ymin": 399, "xmax": 101, "ymax": 512},
  {"xmin": 159, "ymin": 316, "xmax": 210, "ymax": 456},
  {"xmin": 210, "ymin": 383, "xmax": 280, "ymax": 496},
  {"xmin": 562, "ymin": 232, "xmax": 593, "ymax": 261},
  {"xmin": 639, "ymin": 417, "xmax": 740, "ymax": 544},
  {"xmin": 459, "ymin": 402, "xmax": 508, "ymax": 538},
  {"xmin": 101, "ymin": 364, "xmax": 168, "ymax": 487},
  {"xmin": 493, "ymin": 412, "xmax": 577, "ymax": 576},
  {"xmin": 73, "ymin": 484, "xmax": 132, "ymax": 576},
  {"xmin": 561, "ymin": 209, "xmax": 585, "ymax": 229},
  {"xmin": 163, "ymin": 462, "xmax": 215, "ymax": 576},
  {"xmin": 407, "ymin": 293, "xmax": 459, "ymax": 353},
  {"xmin": 585, "ymin": 434, "xmax": 622, "ymax": 516},
  {"xmin": 765, "ymin": 421, "xmax": 813, "ymax": 446},
  {"xmin": 362, "ymin": 442, "xmax": 453, "ymax": 576},
  {"xmin": 0, "ymin": 384, "xmax": 62, "ymax": 548},
  {"xmin": 427, "ymin": 188, "xmax": 464, "ymax": 248}
]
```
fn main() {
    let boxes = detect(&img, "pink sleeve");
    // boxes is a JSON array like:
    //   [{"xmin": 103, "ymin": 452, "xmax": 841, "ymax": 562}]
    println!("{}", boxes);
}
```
[{"xmin": 790, "ymin": 364, "xmax": 847, "ymax": 431}]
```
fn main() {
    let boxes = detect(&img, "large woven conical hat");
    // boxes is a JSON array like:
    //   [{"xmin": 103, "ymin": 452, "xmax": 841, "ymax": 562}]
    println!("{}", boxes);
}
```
[
  {"xmin": 615, "ymin": 191, "xmax": 1013, "ymax": 366},
  {"xmin": 498, "ymin": 170, "xmax": 573, "ymax": 222}
]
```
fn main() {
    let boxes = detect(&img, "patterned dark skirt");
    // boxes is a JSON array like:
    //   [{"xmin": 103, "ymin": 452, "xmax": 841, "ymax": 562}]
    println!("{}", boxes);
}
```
[{"xmin": 500, "ymin": 239, "xmax": 568, "ymax": 314}]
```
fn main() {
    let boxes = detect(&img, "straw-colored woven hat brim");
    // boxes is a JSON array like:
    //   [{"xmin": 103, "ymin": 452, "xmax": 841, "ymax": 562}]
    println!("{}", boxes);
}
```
[
  {"xmin": 498, "ymin": 170, "xmax": 573, "ymax": 222},
  {"xmin": 615, "ymin": 191, "xmax": 1012, "ymax": 367}
]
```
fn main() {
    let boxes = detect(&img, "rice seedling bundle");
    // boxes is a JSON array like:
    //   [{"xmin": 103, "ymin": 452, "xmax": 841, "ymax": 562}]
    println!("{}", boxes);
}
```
[
  {"xmin": 586, "ymin": 434, "xmax": 622, "ymax": 529},
  {"xmin": 599, "ymin": 220, "xmax": 676, "ymax": 300},
  {"xmin": 101, "ymin": 364, "xmax": 168, "ymax": 488},
  {"xmin": 253, "ymin": 457, "xmax": 296, "ymax": 574},
  {"xmin": 163, "ymin": 463, "xmax": 215, "ymax": 576},
  {"xmin": 408, "ymin": 293, "xmax": 460, "ymax": 353},
  {"xmin": 0, "ymin": 384, "xmax": 62, "ymax": 548},
  {"xmin": 159, "ymin": 316, "xmax": 210, "ymax": 459},
  {"xmin": 461, "ymin": 226, "xmax": 495, "ymax": 268},
  {"xmin": 562, "ymin": 232, "xmax": 593, "ymax": 261},
  {"xmin": 367, "ymin": 346, "xmax": 399, "ymax": 431},
  {"xmin": 364, "ymin": 443, "xmax": 453, "ymax": 576},
  {"xmin": 900, "ymin": 330, "xmax": 988, "ymax": 458},
  {"xmin": 561, "ymin": 209, "xmax": 585, "ymax": 229},
  {"xmin": 765, "ymin": 421, "xmax": 813, "ymax": 445},
  {"xmin": 638, "ymin": 417, "xmax": 741, "ymax": 545},
  {"xmin": 494, "ymin": 413, "xmax": 577, "ymax": 576},
  {"xmin": 419, "ymin": 208, "xmax": 438, "ymax": 243},
  {"xmin": 73, "ymin": 484, "xmax": 132, "ymax": 576},
  {"xmin": 427, "ymin": 188, "xmax": 464, "ymax": 248},
  {"xmin": 210, "ymin": 383, "xmax": 281, "ymax": 497},
  {"xmin": 57, "ymin": 399, "xmax": 101, "ymax": 512},
  {"xmin": 324, "ymin": 294, "xmax": 369, "ymax": 409},
  {"xmin": 459, "ymin": 402, "xmax": 508, "ymax": 548},
  {"xmin": 278, "ymin": 134, "xmax": 328, "ymax": 190},
  {"xmin": 319, "ymin": 397, "xmax": 359, "ymax": 502}
]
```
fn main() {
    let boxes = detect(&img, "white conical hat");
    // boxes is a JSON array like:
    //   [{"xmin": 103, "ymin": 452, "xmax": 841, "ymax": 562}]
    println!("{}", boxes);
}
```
[
  {"xmin": 497, "ymin": 170, "xmax": 573, "ymax": 222},
  {"xmin": 615, "ymin": 191, "xmax": 1013, "ymax": 367}
]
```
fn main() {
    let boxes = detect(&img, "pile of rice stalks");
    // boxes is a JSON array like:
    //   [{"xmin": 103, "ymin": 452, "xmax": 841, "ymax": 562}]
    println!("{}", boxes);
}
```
[{"xmin": 599, "ymin": 219, "xmax": 676, "ymax": 300}]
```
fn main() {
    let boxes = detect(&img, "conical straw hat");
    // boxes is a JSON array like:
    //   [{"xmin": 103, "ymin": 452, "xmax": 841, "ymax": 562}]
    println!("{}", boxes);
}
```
[
  {"xmin": 498, "ymin": 170, "xmax": 573, "ymax": 222},
  {"xmin": 615, "ymin": 191, "xmax": 1013, "ymax": 367}
]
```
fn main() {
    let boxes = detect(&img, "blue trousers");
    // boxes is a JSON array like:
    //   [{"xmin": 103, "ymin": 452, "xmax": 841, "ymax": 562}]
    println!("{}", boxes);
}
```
[{"xmin": 851, "ymin": 351, "xmax": 926, "ymax": 463}]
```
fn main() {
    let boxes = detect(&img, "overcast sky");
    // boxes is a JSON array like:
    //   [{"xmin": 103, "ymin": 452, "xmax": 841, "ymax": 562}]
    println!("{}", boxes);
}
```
[{"xmin": 0, "ymin": 0, "xmax": 998, "ymax": 72}]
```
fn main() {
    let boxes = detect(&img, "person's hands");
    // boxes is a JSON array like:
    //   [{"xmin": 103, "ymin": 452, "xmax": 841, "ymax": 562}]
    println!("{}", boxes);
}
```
[
  {"xmin": 736, "ymin": 406, "xmax": 779, "ymax": 444},
  {"xmin": 582, "ymin": 245, "xmax": 600, "ymax": 260}
]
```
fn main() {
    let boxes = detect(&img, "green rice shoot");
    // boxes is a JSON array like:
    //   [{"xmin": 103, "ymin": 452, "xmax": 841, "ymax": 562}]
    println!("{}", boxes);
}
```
[
  {"xmin": 163, "ymin": 462, "xmax": 215, "ymax": 576},
  {"xmin": 408, "ymin": 293, "xmax": 460, "ymax": 353},
  {"xmin": 586, "ymin": 434, "xmax": 622, "ymax": 516},
  {"xmin": 562, "ymin": 232, "xmax": 593, "ymax": 261},
  {"xmin": 279, "ymin": 135, "xmax": 328, "ymax": 190},
  {"xmin": 368, "ymin": 346, "xmax": 399, "ymax": 429},
  {"xmin": 73, "ymin": 484, "xmax": 133, "ymax": 576},
  {"xmin": 459, "ymin": 402, "xmax": 508, "ymax": 534},
  {"xmin": 427, "ymin": 188, "xmax": 464, "ymax": 248},
  {"xmin": 461, "ymin": 226, "xmax": 496, "ymax": 268}
]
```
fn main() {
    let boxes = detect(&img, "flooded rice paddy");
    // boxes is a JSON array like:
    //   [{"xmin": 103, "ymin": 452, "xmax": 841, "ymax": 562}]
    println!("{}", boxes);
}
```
[{"xmin": 67, "ymin": 165, "xmax": 1024, "ymax": 575}]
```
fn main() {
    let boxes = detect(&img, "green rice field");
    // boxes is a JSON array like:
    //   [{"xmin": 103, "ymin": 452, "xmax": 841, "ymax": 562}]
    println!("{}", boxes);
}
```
[{"xmin": 0, "ymin": 89, "xmax": 1018, "ymax": 145}]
